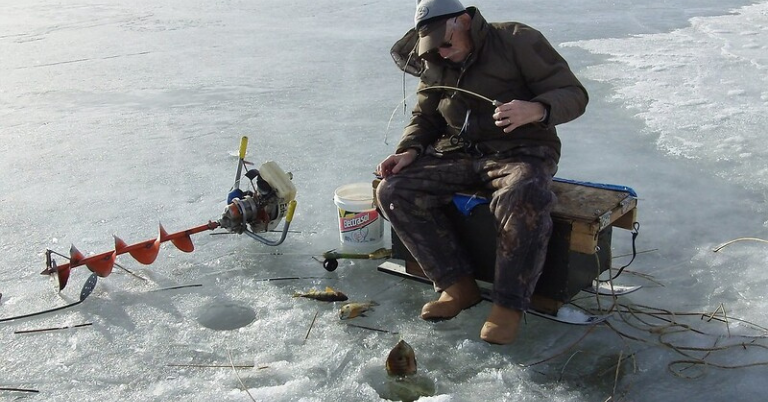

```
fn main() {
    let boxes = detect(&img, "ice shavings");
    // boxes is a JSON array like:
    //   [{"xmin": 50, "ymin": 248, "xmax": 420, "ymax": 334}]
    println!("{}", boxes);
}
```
[{"xmin": 562, "ymin": 1, "xmax": 768, "ymax": 190}]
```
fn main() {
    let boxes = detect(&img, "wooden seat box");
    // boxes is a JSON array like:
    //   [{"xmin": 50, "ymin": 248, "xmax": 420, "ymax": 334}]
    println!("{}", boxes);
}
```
[{"xmin": 376, "ymin": 178, "xmax": 638, "ymax": 315}]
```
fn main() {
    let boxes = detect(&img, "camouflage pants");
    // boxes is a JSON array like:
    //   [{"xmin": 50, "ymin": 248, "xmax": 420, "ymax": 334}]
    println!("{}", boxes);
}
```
[{"xmin": 376, "ymin": 146, "xmax": 558, "ymax": 311}]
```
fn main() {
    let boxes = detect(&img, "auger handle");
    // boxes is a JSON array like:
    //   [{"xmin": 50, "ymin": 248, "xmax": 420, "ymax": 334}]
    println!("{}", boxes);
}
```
[
  {"xmin": 285, "ymin": 199, "xmax": 297, "ymax": 222},
  {"xmin": 238, "ymin": 136, "xmax": 248, "ymax": 159},
  {"xmin": 233, "ymin": 136, "xmax": 249, "ymax": 190}
]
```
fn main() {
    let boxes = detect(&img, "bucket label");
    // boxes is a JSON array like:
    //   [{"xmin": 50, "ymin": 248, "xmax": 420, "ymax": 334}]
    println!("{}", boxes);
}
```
[
  {"xmin": 339, "ymin": 209, "xmax": 378, "ymax": 232},
  {"xmin": 338, "ymin": 209, "xmax": 382, "ymax": 245}
]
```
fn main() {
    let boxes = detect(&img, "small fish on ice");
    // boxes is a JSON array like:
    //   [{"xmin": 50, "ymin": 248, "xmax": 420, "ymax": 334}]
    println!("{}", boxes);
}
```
[
  {"xmin": 339, "ymin": 301, "xmax": 379, "ymax": 320},
  {"xmin": 382, "ymin": 339, "xmax": 435, "ymax": 401},
  {"xmin": 293, "ymin": 286, "xmax": 348, "ymax": 302},
  {"xmin": 385, "ymin": 339, "xmax": 417, "ymax": 377}
]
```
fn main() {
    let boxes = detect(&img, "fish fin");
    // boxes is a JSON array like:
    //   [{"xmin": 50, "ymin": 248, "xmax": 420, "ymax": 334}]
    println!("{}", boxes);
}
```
[
  {"xmin": 325, "ymin": 286, "xmax": 335, "ymax": 292},
  {"xmin": 369, "ymin": 301, "xmax": 380, "ymax": 306}
]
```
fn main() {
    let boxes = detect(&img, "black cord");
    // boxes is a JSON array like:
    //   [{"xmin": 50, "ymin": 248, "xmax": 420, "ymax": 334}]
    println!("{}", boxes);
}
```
[{"xmin": 600, "ymin": 221, "xmax": 640, "ymax": 282}]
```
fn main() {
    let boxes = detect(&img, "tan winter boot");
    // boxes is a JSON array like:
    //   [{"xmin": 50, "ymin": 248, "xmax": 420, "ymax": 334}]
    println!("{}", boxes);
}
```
[
  {"xmin": 480, "ymin": 304, "xmax": 523, "ymax": 345},
  {"xmin": 420, "ymin": 276, "xmax": 482, "ymax": 321}
]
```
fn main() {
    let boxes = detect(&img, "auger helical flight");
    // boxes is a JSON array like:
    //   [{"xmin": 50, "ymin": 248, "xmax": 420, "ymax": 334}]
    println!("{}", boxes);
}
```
[{"xmin": 41, "ymin": 136, "xmax": 298, "ymax": 291}]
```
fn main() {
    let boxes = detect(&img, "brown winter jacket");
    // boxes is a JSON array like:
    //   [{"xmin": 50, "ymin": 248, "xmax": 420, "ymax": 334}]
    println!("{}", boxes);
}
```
[{"xmin": 390, "ymin": 7, "xmax": 588, "ymax": 161}]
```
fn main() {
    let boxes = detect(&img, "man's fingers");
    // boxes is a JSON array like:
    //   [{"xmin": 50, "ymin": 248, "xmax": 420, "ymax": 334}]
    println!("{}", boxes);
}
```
[{"xmin": 391, "ymin": 158, "xmax": 407, "ymax": 174}]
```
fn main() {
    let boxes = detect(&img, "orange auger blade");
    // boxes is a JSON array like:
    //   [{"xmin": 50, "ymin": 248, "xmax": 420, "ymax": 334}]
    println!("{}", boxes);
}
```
[
  {"xmin": 69, "ymin": 243, "xmax": 116, "ymax": 277},
  {"xmin": 160, "ymin": 224, "xmax": 195, "ymax": 253},
  {"xmin": 127, "ymin": 238, "xmax": 161, "ymax": 265},
  {"xmin": 69, "ymin": 245, "xmax": 85, "ymax": 265},
  {"xmin": 171, "ymin": 236, "xmax": 195, "ymax": 253},
  {"xmin": 85, "ymin": 252, "xmax": 116, "ymax": 277},
  {"xmin": 42, "ymin": 221, "xmax": 221, "ymax": 291},
  {"xmin": 52, "ymin": 260, "xmax": 71, "ymax": 292}
]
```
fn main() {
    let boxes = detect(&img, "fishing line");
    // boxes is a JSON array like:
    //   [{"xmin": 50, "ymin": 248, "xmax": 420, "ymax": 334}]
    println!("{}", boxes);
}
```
[
  {"xmin": 0, "ymin": 387, "xmax": 39, "ymax": 393},
  {"xmin": 712, "ymin": 237, "xmax": 768, "ymax": 252},
  {"xmin": 167, "ymin": 363, "xmax": 263, "ymax": 369},
  {"xmin": 14, "ymin": 322, "xmax": 92, "ymax": 335},
  {"xmin": 610, "ymin": 301, "xmax": 768, "ymax": 376},
  {"xmin": 385, "ymin": 85, "xmax": 499, "ymax": 144},
  {"xmin": 421, "ymin": 85, "xmax": 498, "ymax": 104},
  {"xmin": 345, "ymin": 323, "xmax": 398, "ymax": 334},
  {"xmin": 389, "ymin": 39, "xmax": 420, "ymax": 145},
  {"xmin": 524, "ymin": 325, "xmax": 598, "ymax": 367},
  {"xmin": 0, "ymin": 303, "xmax": 83, "ymax": 323},
  {"xmin": 304, "ymin": 310, "xmax": 319, "ymax": 342},
  {"xmin": 0, "ymin": 274, "xmax": 98, "ymax": 323},
  {"xmin": 535, "ymin": 265, "xmax": 768, "ymax": 385},
  {"xmin": 401, "ymin": 48, "xmax": 415, "ymax": 115},
  {"xmin": 148, "ymin": 284, "xmax": 203, "ymax": 292},
  {"xmin": 370, "ymin": 277, "xmax": 407, "ymax": 300},
  {"xmin": 254, "ymin": 276, "xmax": 327, "ymax": 282},
  {"xmin": 227, "ymin": 348, "xmax": 257, "ymax": 402}
]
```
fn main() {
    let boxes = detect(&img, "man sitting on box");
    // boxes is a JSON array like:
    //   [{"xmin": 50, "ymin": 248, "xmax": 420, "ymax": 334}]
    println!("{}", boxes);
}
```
[{"xmin": 375, "ymin": 0, "xmax": 588, "ymax": 344}]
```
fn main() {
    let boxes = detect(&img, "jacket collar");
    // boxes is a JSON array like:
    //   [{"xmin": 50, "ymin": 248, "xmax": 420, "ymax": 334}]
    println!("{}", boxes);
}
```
[{"xmin": 465, "ymin": 7, "xmax": 489, "ymax": 60}]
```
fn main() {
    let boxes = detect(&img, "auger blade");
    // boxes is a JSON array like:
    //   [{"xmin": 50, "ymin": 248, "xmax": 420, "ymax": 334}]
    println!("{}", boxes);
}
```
[
  {"xmin": 128, "ymin": 239, "xmax": 161, "ymax": 265},
  {"xmin": 171, "ymin": 236, "xmax": 195, "ymax": 253},
  {"xmin": 85, "ymin": 252, "xmax": 115, "ymax": 277},
  {"xmin": 114, "ymin": 235, "xmax": 128, "ymax": 251},
  {"xmin": 70, "ymin": 244, "xmax": 114, "ymax": 278},
  {"xmin": 52, "ymin": 260, "xmax": 70, "ymax": 292},
  {"xmin": 44, "ymin": 221, "xmax": 221, "ymax": 290},
  {"xmin": 70, "ymin": 245, "xmax": 85, "ymax": 265},
  {"xmin": 159, "ymin": 224, "xmax": 195, "ymax": 253}
]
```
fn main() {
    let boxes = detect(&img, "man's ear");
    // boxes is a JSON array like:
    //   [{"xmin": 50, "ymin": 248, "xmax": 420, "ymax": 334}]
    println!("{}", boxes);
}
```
[{"xmin": 456, "ymin": 13, "xmax": 472, "ymax": 30}]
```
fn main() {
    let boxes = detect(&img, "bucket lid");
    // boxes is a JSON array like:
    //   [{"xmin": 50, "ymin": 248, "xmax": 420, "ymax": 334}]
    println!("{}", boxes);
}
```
[{"xmin": 334, "ymin": 182, "xmax": 374, "ymax": 212}]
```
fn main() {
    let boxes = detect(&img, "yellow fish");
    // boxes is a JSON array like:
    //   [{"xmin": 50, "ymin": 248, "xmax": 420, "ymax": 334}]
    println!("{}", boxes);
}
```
[
  {"xmin": 386, "ymin": 339, "xmax": 417, "ymax": 377},
  {"xmin": 339, "ymin": 301, "xmax": 379, "ymax": 320},
  {"xmin": 293, "ymin": 286, "xmax": 348, "ymax": 302}
]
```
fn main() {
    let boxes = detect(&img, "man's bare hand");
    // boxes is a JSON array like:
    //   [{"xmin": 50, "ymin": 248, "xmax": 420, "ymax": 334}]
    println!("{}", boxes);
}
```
[
  {"xmin": 375, "ymin": 149, "xmax": 418, "ymax": 178},
  {"xmin": 492, "ymin": 100, "xmax": 547, "ymax": 133}
]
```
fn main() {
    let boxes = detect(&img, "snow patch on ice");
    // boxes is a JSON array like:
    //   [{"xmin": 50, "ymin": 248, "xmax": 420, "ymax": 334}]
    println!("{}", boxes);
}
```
[{"xmin": 562, "ymin": 1, "xmax": 768, "ymax": 190}]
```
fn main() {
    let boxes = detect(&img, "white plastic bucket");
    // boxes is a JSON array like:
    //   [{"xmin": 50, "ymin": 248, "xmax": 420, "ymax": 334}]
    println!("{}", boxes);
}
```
[{"xmin": 333, "ymin": 182, "xmax": 384, "ymax": 252}]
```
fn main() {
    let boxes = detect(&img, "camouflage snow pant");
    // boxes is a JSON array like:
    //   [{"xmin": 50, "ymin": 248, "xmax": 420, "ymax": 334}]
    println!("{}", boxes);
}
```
[{"xmin": 376, "ymin": 146, "xmax": 558, "ymax": 311}]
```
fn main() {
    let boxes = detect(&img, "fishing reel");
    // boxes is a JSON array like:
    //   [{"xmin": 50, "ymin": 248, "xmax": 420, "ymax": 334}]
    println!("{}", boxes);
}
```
[{"xmin": 219, "ymin": 158, "xmax": 297, "ymax": 246}]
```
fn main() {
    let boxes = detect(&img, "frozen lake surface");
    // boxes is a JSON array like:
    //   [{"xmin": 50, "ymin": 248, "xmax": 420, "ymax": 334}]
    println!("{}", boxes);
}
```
[{"xmin": 2, "ymin": 0, "xmax": 768, "ymax": 401}]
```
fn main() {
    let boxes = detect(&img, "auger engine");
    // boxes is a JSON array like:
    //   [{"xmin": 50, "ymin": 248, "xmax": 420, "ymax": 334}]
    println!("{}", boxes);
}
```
[{"xmin": 219, "ymin": 160, "xmax": 297, "ymax": 245}]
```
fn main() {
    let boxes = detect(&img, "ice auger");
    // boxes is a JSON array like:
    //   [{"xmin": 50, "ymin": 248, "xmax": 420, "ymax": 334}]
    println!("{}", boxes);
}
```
[{"xmin": 41, "ymin": 136, "xmax": 297, "ymax": 291}]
